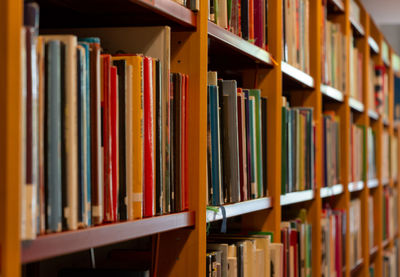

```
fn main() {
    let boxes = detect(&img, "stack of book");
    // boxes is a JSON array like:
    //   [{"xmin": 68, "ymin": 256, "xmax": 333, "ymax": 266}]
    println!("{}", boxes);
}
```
[
  {"xmin": 369, "ymin": 195, "xmax": 375, "ymax": 249},
  {"xmin": 349, "ymin": 199, "xmax": 362, "ymax": 268},
  {"xmin": 390, "ymin": 135, "xmax": 398, "ymax": 181},
  {"xmin": 280, "ymin": 210, "xmax": 312, "ymax": 277},
  {"xmin": 383, "ymin": 187, "xmax": 398, "ymax": 241},
  {"xmin": 206, "ymin": 232, "xmax": 282, "ymax": 276},
  {"xmin": 323, "ymin": 111, "xmax": 341, "ymax": 187},
  {"xmin": 21, "ymin": 6, "xmax": 189, "ymax": 240},
  {"xmin": 281, "ymin": 97, "xmax": 315, "ymax": 194},
  {"xmin": 349, "ymin": 123, "xmax": 364, "ymax": 183},
  {"xmin": 207, "ymin": 72, "xmax": 267, "ymax": 206},
  {"xmin": 382, "ymin": 131, "xmax": 390, "ymax": 181},
  {"xmin": 321, "ymin": 207, "xmax": 346, "ymax": 277},
  {"xmin": 367, "ymin": 127, "xmax": 377, "ymax": 180},
  {"xmin": 172, "ymin": 0, "xmax": 199, "ymax": 11},
  {"xmin": 321, "ymin": 3, "xmax": 346, "ymax": 92},
  {"xmin": 349, "ymin": 36, "xmax": 363, "ymax": 102},
  {"xmin": 209, "ymin": 0, "xmax": 269, "ymax": 49},
  {"xmin": 282, "ymin": 0, "xmax": 310, "ymax": 74},
  {"xmin": 375, "ymin": 66, "xmax": 389, "ymax": 120}
]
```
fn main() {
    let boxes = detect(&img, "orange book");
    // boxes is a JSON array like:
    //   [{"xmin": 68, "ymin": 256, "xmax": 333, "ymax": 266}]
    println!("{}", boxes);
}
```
[
  {"xmin": 113, "ymin": 55, "xmax": 144, "ymax": 220},
  {"xmin": 249, "ymin": 0, "xmax": 254, "ymax": 41}
]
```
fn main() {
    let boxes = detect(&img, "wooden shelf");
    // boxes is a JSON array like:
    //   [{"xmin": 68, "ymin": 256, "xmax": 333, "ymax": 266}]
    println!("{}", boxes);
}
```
[
  {"xmin": 280, "ymin": 190, "xmax": 314, "ymax": 206},
  {"xmin": 21, "ymin": 211, "xmax": 195, "ymax": 264},
  {"xmin": 370, "ymin": 245, "xmax": 379, "ymax": 258},
  {"xmin": 281, "ymin": 61, "xmax": 314, "ymax": 89},
  {"xmin": 208, "ymin": 21, "xmax": 273, "ymax": 68},
  {"xmin": 382, "ymin": 239, "xmax": 390, "ymax": 248},
  {"xmin": 350, "ymin": 17, "xmax": 365, "ymax": 37},
  {"xmin": 320, "ymin": 84, "xmax": 344, "ymax": 102},
  {"xmin": 206, "ymin": 197, "xmax": 272, "ymax": 223},
  {"xmin": 368, "ymin": 109, "xmax": 379, "ymax": 120},
  {"xmin": 367, "ymin": 179, "xmax": 379, "ymax": 189},
  {"xmin": 348, "ymin": 181, "xmax": 364, "ymax": 192},
  {"xmin": 349, "ymin": 97, "xmax": 365, "ymax": 113},
  {"xmin": 36, "ymin": 0, "xmax": 196, "ymax": 29},
  {"xmin": 327, "ymin": 0, "xmax": 344, "ymax": 13},
  {"xmin": 368, "ymin": 37, "xmax": 380, "ymax": 55},
  {"xmin": 351, "ymin": 258, "xmax": 364, "ymax": 274},
  {"xmin": 383, "ymin": 118, "xmax": 390, "ymax": 126},
  {"xmin": 382, "ymin": 178, "xmax": 390, "ymax": 186},
  {"xmin": 320, "ymin": 184, "xmax": 344, "ymax": 198}
]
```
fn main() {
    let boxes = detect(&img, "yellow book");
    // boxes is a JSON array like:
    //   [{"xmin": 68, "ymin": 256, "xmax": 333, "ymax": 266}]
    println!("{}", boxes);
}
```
[{"xmin": 112, "ymin": 55, "xmax": 144, "ymax": 220}]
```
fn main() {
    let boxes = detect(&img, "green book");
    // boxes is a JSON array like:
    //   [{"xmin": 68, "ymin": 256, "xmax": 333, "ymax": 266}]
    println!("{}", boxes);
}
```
[
  {"xmin": 249, "ymin": 96, "xmax": 257, "ymax": 198},
  {"xmin": 249, "ymin": 89, "xmax": 263, "ymax": 197}
]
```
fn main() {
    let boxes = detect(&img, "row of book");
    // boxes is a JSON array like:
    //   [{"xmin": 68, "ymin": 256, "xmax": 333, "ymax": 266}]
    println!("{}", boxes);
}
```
[
  {"xmin": 382, "ymin": 131, "xmax": 390, "ymax": 181},
  {"xmin": 281, "ymin": 97, "xmax": 315, "ymax": 194},
  {"xmin": 209, "ymin": 0, "xmax": 268, "ymax": 50},
  {"xmin": 349, "ymin": 198, "xmax": 362, "ymax": 268},
  {"xmin": 349, "ymin": 122, "xmax": 364, "ymax": 183},
  {"xmin": 394, "ymin": 75, "xmax": 400, "ymax": 122},
  {"xmin": 368, "ymin": 195, "xmax": 375, "ymax": 250},
  {"xmin": 206, "ymin": 233, "xmax": 278, "ymax": 277},
  {"xmin": 207, "ymin": 72, "xmax": 268, "ymax": 206},
  {"xmin": 321, "ymin": 4, "xmax": 346, "ymax": 92},
  {"xmin": 380, "ymin": 241, "xmax": 400, "ymax": 277},
  {"xmin": 22, "ymin": 3, "xmax": 188, "ymax": 239},
  {"xmin": 367, "ymin": 127, "xmax": 377, "ymax": 180},
  {"xmin": 382, "ymin": 187, "xmax": 398, "ymax": 242},
  {"xmin": 321, "ymin": 207, "xmax": 346, "ymax": 277},
  {"xmin": 349, "ymin": 36, "xmax": 363, "ymax": 102},
  {"xmin": 375, "ymin": 66, "xmax": 389, "ymax": 119},
  {"xmin": 282, "ymin": 0, "xmax": 310, "ymax": 74},
  {"xmin": 323, "ymin": 112, "xmax": 341, "ymax": 188}
]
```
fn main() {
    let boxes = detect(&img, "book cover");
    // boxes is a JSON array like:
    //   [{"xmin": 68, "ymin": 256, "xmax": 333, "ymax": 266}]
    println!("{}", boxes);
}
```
[{"xmin": 110, "ymin": 65, "xmax": 119, "ymax": 222}]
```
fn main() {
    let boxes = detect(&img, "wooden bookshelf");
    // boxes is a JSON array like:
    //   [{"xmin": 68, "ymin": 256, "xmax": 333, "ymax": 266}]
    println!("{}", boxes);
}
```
[
  {"xmin": 22, "ymin": 211, "xmax": 195, "ymax": 264},
  {"xmin": 2, "ymin": 0, "xmax": 400, "ymax": 276},
  {"xmin": 206, "ymin": 198, "xmax": 272, "ymax": 223}
]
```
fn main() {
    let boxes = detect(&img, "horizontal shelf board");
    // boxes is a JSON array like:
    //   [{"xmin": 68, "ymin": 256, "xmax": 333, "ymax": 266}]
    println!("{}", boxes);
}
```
[
  {"xmin": 348, "ymin": 181, "xmax": 364, "ymax": 192},
  {"xmin": 281, "ymin": 61, "xmax": 314, "ymax": 89},
  {"xmin": 328, "ymin": 0, "xmax": 345, "ymax": 13},
  {"xmin": 320, "ymin": 184, "xmax": 344, "ymax": 198},
  {"xmin": 368, "ymin": 37, "xmax": 380, "ymax": 54},
  {"xmin": 21, "ymin": 211, "xmax": 195, "ymax": 264},
  {"xmin": 320, "ymin": 84, "xmax": 344, "ymax": 102},
  {"xmin": 383, "ymin": 118, "xmax": 390, "ymax": 126},
  {"xmin": 350, "ymin": 17, "xmax": 365, "ymax": 37},
  {"xmin": 367, "ymin": 179, "xmax": 379, "ymax": 189},
  {"xmin": 349, "ymin": 97, "xmax": 365, "ymax": 113},
  {"xmin": 36, "ymin": 0, "xmax": 196, "ymax": 30},
  {"xmin": 280, "ymin": 190, "xmax": 314, "ymax": 206},
  {"xmin": 368, "ymin": 109, "xmax": 379, "ymax": 120},
  {"xmin": 208, "ymin": 21, "xmax": 273, "ymax": 67},
  {"xmin": 206, "ymin": 197, "xmax": 272, "ymax": 223},
  {"xmin": 351, "ymin": 258, "xmax": 364, "ymax": 273},
  {"xmin": 382, "ymin": 239, "xmax": 390, "ymax": 248},
  {"xmin": 382, "ymin": 178, "xmax": 390, "ymax": 186},
  {"xmin": 369, "ymin": 245, "xmax": 379, "ymax": 257}
]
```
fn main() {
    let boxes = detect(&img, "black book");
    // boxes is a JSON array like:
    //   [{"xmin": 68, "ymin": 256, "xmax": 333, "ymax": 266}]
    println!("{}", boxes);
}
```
[
  {"xmin": 261, "ymin": 97, "xmax": 267, "ymax": 196},
  {"xmin": 155, "ymin": 60, "xmax": 163, "ymax": 215},
  {"xmin": 241, "ymin": 0, "xmax": 249, "ymax": 40}
]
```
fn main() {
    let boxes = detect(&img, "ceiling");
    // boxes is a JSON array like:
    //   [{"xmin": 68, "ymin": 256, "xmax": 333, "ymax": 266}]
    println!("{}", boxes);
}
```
[{"xmin": 361, "ymin": 0, "xmax": 400, "ymax": 24}]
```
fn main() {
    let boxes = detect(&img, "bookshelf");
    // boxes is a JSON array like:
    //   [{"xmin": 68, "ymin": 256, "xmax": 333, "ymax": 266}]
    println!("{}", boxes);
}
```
[{"xmin": 1, "ymin": 0, "xmax": 400, "ymax": 276}]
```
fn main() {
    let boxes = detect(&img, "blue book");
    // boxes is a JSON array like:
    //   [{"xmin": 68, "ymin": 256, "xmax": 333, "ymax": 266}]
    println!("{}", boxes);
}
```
[
  {"xmin": 78, "ymin": 41, "xmax": 92, "ymax": 227},
  {"xmin": 209, "ymin": 85, "xmax": 221, "ymax": 205},
  {"xmin": 394, "ymin": 75, "xmax": 400, "ymax": 122},
  {"xmin": 45, "ymin": 40, "xmax": 63, "ymax": 232}
]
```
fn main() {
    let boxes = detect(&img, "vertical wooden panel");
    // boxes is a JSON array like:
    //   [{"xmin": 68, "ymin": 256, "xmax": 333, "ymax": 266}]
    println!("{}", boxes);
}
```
[{"xmin": 0, "ymin": 0, "xmax": 22, "ymax": 276}]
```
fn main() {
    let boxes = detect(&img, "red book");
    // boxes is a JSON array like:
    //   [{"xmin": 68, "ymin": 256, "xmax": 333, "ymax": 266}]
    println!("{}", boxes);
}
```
[
  {"xmin": 101, "ymin": 54, "xmax": 113, "ymax": 222},
  {"xmin": 253, "ymin": 0, "xmax": 263, "ymax": 48},
  {"xmin": 143, "ymin": 57, "xmax": 155, "ymax": 218},
  {"xmin": 183, "ymin": 74, "xmax": 189, "ymax": 211},
  {"xmin": 335, "ymin": 213, "xmax": 342, "ymax": 277},
  {"xmin": 110, "ymin": 66, "xmax": 119, "ymax": 222},
  {"xmin": 290, "ymin": 229, "xmax": 298, "ymax": 277}
]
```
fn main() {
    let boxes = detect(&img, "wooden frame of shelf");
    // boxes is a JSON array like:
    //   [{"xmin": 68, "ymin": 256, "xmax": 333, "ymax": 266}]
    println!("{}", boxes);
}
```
[
  {"xmin": 2, "ymin": 0, "xmax": 400, "ymax": 276},
  {"xmin": 22, "ymin": 212, "xmax": 195, "ymax": 264}
]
